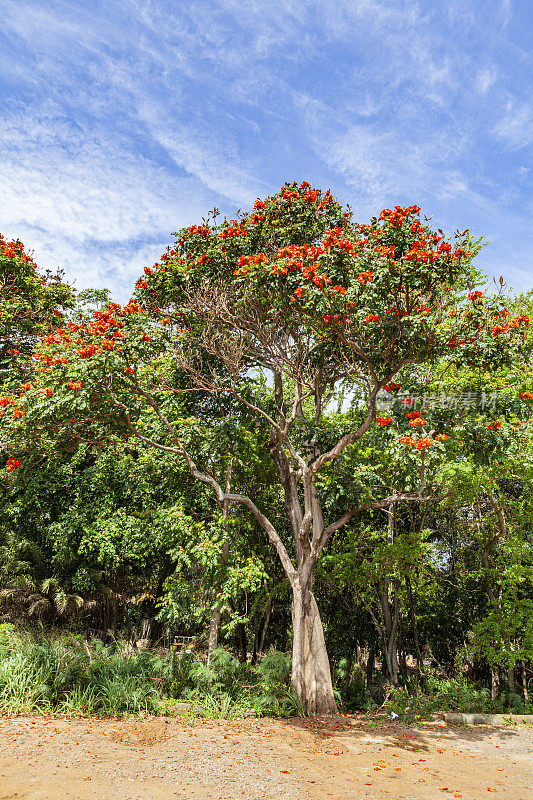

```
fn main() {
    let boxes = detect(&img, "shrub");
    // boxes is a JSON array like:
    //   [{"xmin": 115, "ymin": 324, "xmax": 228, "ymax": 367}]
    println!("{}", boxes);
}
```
[
  {"xmin": 381, "ymin": 676, "xmax": 532, "ymax": 722},
  {"xmin": 0, "ymin": 631, "xmax": 303, "ymax": 718}
]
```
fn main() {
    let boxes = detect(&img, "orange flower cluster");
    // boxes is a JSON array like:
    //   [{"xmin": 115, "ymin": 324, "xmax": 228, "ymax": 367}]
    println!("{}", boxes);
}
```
[
  {"xmin": 399, "ymin": 436, "xmax": 434, "ymax": 449},
  {"xmin": 508, "ymin": 313, "xmax": 529, "ymax": 327},
  {"xmin": 67, "ymin": 381, "xmax": 81, "ymax": 391},
  {"xmin": 378, "ymin": 205, "xmax": 421, "ymax": 227},
  {"xmin": 322, "ymin": 228, "xmax": 354, "ymax": 254},
  {"xmin": 468, "ymin": 290, "xmax": 483, "ymax": 302},
  {"xmin": 76, "ymin": 346, "xmax": 97, "ymax": 360},
  {"xmin": 233, "ymin": 253, "xmax": 269, "ymax": 276},
  {"xmin": 377, "ymin": 416, "xmax": 392, "ymax": 427},
  {"xmin": 29, "ymin": 303, "xmax": 146, "ymax": 374},
  {"xmin": 184, "ymin": 225, "xmax": 211, "ymax": 237},
  {"xmin": 384, "ymin": 382, "xmax": 401, "ymax": 392},
  {"xmin": 362, "ymin": 314, "xmax": 379, "ymax": 323},
  {"xmin": 375, "ymin": 245, "xmax": 395, "ymax": 258},
  {"xmin": 447, "ymin": 336, "xmax": 470, "ymax": 348},
  {"xmin": 242, "ymin": 237, "xmax": 350, "ymax": 298},
  {"xmin": 385, "ymin": 306, "xmax": 405, "ymax": 318},
  {"xmin": 519, "ymin": 391, "xmax": 533, "ymax": 400},
  {"xmin": 357, "ymin": 271, "xmax": 373, "ymax": 285},
  {"xmin": 403, "ymin": 238, "xmax": 464, "ymax": 264},
  {"xmin": 218, "ymin": 221, "xmax": 248, "ymax": 240},
  {"xmin": 322, "ymin": 314, "xmax": 346, "ymax": 324},
  {"xmin": 492, "ymin": 314, "xmax": 529, "ymax": 336},
  {"xmin": 277, "ymin": 243, "xmax": 318, "ymax": 260},
  {"xmin": 281, "ymin": 188, "xmax": 299, "ymax": 200},
  {"xmin": 0, "ymin": 233, "xmax": 36, "ymax": 266},
  {"xmin": 487, "ymin": 422, "xmax": 501, "ymax": 430},
  {"xmin": 316, "ymin": 189, "xmax": 337, "ymax": 209},
  {"xmin": 406, "ymin": 410, "xmax": 426, "ymax": 428},
  {"xmin": 250, "ymin": 182, "xmax": 337, "ymax": 213},
  {"xmin": 6, "ymin": 458, "xmax": 22, "ymax": 473}
]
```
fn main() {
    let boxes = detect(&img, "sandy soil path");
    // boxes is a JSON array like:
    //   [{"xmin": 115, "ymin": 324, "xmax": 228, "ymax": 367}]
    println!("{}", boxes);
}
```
[{"xmin": 0, "ymin": 714, "xmax": 531, "ymax": 800}]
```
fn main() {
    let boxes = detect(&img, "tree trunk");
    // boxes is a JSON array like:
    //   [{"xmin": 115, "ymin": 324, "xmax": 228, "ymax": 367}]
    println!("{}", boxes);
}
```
[
  {"xmin": 398, "ymin": 615, "xmax": 408, "ymax": 680},
  {"xmin": 507, "ymin": 664, "xmax": 516, "ymax": 693},
  {"xmin": 125, "ymin": 602, "xmax": 133, "ymax": 646},
  {"xmin": 258, "ymin": 600, "xmax": 272, "ymax": 654},
  {"xmin": 521, "ymin": 661, "xmax": 529, "ymax": 704},
  {"xmin": 378, "ymin": 578, "xmax": 399, "ymax": 686},
  {"xmin": 206, "ymin": 539, "xmax": 229, "ymax": 667},
  {"xmin": 491, "ymin": 664, "xmax": 500, "ymax": 701},
  {"xmin": 291, "ymin": 581, "xmax": 337, "ymax": 714},
  {"xmin": 406, "ymin": 574, "xmax": 427, "ymax": 690},
  {"xmin": 366, "ymin": 643, "xmax": 375, "ymax": 687},
  {"xmin": 236, "ymin": 622, "xmax": 248, "ymax": 663},
  {"xmin": 109, "ymin": 595, "xmax": 118, "ymax": 640},
  {"xmin": 207, "ymin": 460, "xmax": 232, "ymax": 668},
  {"xmin": 376, "ymin": 505, "xmax": 399, "ymax": 686},
  {"xmin": 207, "ymin": 600, "xmax": 224, "ymax": 666},
  {"xmin": 252, "ymin": 597, "xmax": 273, "ymax": 663}
]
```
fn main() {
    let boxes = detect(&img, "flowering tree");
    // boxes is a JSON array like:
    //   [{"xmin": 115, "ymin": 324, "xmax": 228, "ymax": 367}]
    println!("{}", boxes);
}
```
[
  {"xmin": 0, "ymin": 234, "xmax": 75, "ymax": 464},
  {"xmin": 0, "ymin": 234, "xmax": 73, "ymax": 365},
  {"xmin": 5, "ymin": 183, "xmax": 528, "ymax": 712}
]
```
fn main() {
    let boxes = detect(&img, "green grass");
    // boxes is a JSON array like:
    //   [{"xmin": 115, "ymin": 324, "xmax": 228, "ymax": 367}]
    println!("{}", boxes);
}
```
[
  {"xmin": 4, "ymin": 624, "xmax": 524, "ymax": 721},
  {"xmin": 0, "ymin": 623, "xmax": 299, "ymax": 718}
]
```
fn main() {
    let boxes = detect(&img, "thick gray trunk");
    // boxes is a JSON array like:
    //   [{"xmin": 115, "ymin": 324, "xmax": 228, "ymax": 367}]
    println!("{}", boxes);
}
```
[
  {"xmin": 268, "ymin": 390, "xmax": 337, "ymax": 714},
  {"xmin": 291, "ymin": 581, "xmax": 337, "ymax": 714}
]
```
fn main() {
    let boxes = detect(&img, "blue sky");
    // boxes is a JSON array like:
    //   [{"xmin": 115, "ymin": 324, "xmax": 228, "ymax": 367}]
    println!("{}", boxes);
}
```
[{"xmin": 0, "ymin": 0, "xmax": 531, "ymax": 301}]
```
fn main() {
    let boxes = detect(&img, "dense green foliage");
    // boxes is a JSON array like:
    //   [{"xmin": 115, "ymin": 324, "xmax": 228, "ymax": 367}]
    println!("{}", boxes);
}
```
[
  {"xmin": 0, "ymin": 625, "xmax": 300, "ymax": 718},
  {"xmin": 1, "ymin": 184, "xmax": 532, "ymax": 717}
]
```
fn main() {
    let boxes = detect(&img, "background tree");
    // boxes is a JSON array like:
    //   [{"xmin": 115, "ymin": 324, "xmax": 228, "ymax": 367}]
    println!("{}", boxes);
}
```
[{"xmin": 0, "ymin": 234, "xmax": 74, "ymax": 371}]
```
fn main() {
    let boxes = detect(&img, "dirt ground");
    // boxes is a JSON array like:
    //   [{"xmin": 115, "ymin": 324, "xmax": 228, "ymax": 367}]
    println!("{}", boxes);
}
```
[{"xmin": 0, "ymin": 714, "xmax": 531, "ymax": 800}]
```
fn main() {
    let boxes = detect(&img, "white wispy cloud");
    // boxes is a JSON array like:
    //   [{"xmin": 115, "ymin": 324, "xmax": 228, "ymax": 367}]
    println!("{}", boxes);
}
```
[
  {"xmin": 0, "ymin": 0, "xmax": 531, "ymax": 300},
  {"xmin": 0, "ymin": 107, "xmax": 214, "ymax": 297},
  {"xmin": 474, "ymin": 67, "xmax": 498, "ymax": 95},
  {"xmin": 493, "ymin": 100, "xmax": 533, "ymax": 150}
]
